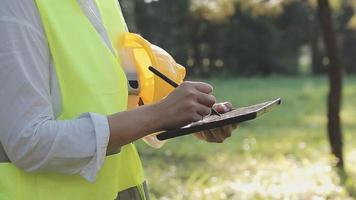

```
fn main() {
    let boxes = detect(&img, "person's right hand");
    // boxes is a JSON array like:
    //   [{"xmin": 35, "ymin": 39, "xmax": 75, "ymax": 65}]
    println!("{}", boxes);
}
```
[{"xmin": 155, "ymin": 81, "xmax": 216, "ymax": 130}]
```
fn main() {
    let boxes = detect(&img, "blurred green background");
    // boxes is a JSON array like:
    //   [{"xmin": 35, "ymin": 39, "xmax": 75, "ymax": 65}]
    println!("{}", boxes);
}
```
[
  {"xmin": 138, "ymin": 77, "xmax": 356, "ymax": 199},
  {"xmin": 118, "ymin": 0, "xmax": 356, "ymax": 199}
]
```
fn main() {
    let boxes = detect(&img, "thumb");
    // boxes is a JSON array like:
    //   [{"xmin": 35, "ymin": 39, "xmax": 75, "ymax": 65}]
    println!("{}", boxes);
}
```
[{"xmin": 213, "ymin": 103, "xmax": 229, "ymax": 113}]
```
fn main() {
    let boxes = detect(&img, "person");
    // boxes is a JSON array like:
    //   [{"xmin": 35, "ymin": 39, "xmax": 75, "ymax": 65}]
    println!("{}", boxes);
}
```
[{"xmin": 0, "ymin": 0, "xmax": 238, "ymax": 199}]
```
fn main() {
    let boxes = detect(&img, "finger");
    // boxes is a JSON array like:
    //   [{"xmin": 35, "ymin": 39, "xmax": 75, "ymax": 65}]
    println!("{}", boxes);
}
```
[
  {"xmin": 191, "ymin": 113, "xmax": 203, "ymax": 122},
  {"xmin": 197, "ymin": 93, "xmax": 216, "ymax": 108},
  {"xmin": 222, "ymin": 102, "xmax": 233, "ymax": 111},
  {"xmin": 210, "ymin": 128, "xmax": 225, "ymax": 143},
  {"xmin": 196, "ymin": 104, "xmax": 211, "ymax": 117},
  {"xmin": 213, "ymin": 103, "xmax": 229, "ymax": 113},
  {"xmin": 192, "ymin": 82, "xmax": 213, "ymax": 94},
  {"xmin": 220, "ymin": 126, "xmax": 232, "ymax": 138},
  {"xmin": 213, "ymin": 102, "xmax": 234, "ymax": 113},
  {"xmin": 203, "ymin": 130, "xmax": 219, "ymax": 143},
  {"xmin": 195, "ymin": 132, "xmax": 206, "ymax": 140},
  {"xmin": 211, "ymin": 127, "xmax": 230, "ymax": 140}
]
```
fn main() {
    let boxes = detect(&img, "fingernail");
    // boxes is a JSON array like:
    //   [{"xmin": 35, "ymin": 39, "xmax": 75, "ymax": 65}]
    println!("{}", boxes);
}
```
[{"xmin": 222, "ymin": 104, "xmax": 229, "ymax": 112}]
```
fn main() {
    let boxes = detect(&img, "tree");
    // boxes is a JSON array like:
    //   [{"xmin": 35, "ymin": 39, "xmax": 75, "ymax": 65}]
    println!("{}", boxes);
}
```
[{"xmin": 317, "ymin": 0, "xmax": 344, "ymax": 168}]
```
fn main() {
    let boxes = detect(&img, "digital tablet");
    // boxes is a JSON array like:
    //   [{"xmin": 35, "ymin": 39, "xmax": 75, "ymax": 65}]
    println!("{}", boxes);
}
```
[{"xmin": 156, "ymin": 98, "xmax": 282, "ymax": 141}]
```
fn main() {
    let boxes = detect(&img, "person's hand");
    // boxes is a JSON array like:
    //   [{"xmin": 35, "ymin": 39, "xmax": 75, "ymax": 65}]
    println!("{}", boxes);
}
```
[
  {"xmin": 194, "ymin": 102, "xmax": 239, "ymax": 143},
  {"xmin": 155, "ymin": 81, "xmax": 216, "ymax": 130}
]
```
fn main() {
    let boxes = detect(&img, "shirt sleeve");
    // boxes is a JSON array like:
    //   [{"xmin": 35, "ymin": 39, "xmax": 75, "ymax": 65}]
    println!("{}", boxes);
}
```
[{"xmin": 0, "ymin": 15, "xmax": 111, "ymax": 182}]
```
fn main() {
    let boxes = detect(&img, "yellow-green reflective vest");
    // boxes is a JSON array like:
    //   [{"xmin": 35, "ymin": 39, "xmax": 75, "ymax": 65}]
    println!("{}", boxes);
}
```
[{"xmin": 0, "ymin": 0, "xmax": 145, "ymax": 199}]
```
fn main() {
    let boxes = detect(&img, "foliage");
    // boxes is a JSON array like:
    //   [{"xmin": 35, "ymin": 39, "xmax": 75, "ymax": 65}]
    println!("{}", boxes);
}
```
[
  {"xmin": 136, "ymin": 76, "xmax": 356, "ymax": 199},
  {"xmin": 119, "ymin": 0, "xmax": 356, "ymax": 76},
  {"xmin": 190, "ymin": 0, "xmax": 236, "ymax": 22},
  {"xmin": 123, "ymin": 0, "xmax": 311, "ymax": 76},
  {"xmin": 115, "ymin": 1, "xmax": 356, "ymax": 198}
]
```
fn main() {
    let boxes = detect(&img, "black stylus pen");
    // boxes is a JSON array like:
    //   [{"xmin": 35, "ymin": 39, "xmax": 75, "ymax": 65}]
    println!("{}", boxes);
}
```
[{"xmin": 148, "ymin": 66, "xmax": 221, "ymax": 117}]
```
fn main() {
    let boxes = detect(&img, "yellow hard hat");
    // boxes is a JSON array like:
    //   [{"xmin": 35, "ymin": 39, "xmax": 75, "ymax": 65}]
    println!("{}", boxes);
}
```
[{"xmin": 118, "ymin": 33, "xmax": 186, "ymax": 104}]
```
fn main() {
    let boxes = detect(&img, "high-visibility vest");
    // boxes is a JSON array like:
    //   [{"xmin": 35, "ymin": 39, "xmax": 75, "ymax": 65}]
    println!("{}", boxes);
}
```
[{"xmin": 0, "ymin": 0, "xmax": 145, "ymax": 199}]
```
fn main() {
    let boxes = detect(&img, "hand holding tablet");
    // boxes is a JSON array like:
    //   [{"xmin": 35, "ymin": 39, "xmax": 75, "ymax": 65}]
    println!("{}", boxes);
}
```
[
  {"xmin": 148, "ymin": 66, "xmax": 282, "ymax": 141},
  {"xmin": 157, "ymin": 98, "xmax": 282, "ymax": 140}
]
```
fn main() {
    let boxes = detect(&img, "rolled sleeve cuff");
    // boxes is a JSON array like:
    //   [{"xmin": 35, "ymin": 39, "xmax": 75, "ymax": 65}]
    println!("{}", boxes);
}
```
[{"xmin": 79, "ymin": 113, "xmax": 115, "ymax": 182}]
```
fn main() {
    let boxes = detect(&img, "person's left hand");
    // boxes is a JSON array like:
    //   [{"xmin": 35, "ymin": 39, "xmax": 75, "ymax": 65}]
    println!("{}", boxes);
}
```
[{"xmin": 194, "ymin": 102, "xmax": 238, "ymax": 143}]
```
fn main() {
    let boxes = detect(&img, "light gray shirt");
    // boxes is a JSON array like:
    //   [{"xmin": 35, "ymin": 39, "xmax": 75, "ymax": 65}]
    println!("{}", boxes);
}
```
[{"xmin": 0, "ymin": 0, "xmax": 126, "ymax": 182}]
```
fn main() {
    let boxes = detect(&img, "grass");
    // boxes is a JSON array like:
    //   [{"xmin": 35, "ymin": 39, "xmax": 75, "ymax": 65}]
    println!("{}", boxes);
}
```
[{"xmin": 136, "ymin": 76, "xmax": 356, "ymax": 200}]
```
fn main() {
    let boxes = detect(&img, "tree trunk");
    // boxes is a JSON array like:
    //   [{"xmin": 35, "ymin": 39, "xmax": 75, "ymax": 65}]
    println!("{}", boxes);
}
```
[{"xmin": 317, "ymin": 0, "xmax": 344, "ymax": 168}]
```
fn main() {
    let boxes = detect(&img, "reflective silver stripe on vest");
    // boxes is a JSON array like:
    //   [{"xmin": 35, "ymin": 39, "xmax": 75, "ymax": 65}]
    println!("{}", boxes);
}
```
[{"xmin": 0, "ymin": 148, "xmax": 122, "ymax": 163}]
